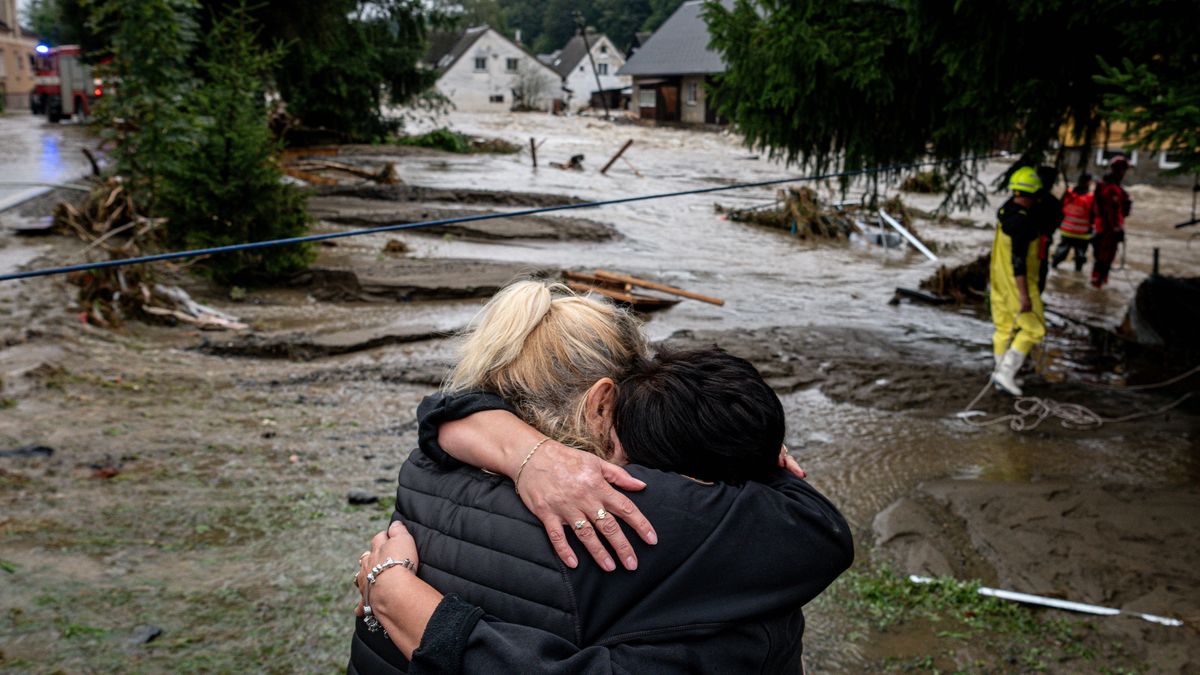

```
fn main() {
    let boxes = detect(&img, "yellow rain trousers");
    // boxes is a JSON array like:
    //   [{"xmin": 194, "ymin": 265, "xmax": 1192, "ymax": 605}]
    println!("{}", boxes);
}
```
[{"xmin": 990, "ymin": 224, "xmax": 1045, "ymax": 356}]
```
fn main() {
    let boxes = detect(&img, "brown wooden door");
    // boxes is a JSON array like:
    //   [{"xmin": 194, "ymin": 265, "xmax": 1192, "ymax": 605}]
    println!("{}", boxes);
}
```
[{"xmin": 659, "ymin": 86, "xmax": 679, "ymax": 121}]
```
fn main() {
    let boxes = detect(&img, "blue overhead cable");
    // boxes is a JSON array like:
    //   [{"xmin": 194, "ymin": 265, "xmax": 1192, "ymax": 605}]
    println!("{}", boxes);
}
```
[{"xmin": 0, "ymin": 155, "xmax": 998, "ymax": 282}]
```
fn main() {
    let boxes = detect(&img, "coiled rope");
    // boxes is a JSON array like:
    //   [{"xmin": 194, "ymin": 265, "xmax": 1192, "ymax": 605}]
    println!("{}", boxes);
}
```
[
  {"xmin": 958, "ymin": 364, "xmax": 1199, "ymax": 431},
  {"xmin": 0, "ymin": 155, "xmax": 998, "ymax": 283}
]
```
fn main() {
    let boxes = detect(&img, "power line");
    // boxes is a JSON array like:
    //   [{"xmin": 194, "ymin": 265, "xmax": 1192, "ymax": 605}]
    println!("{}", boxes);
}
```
[{"xmin": 0, "ymin": 155, "xmax": 998, "ymax": 283}]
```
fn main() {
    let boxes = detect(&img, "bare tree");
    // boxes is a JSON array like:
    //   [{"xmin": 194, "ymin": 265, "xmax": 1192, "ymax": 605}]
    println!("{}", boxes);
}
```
[{"xmin": 511, "ymin": 62, "xmax": 555, "ymax": 111}]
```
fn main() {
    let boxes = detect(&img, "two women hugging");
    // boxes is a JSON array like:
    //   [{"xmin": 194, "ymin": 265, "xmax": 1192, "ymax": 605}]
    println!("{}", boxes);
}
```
[{"xmin": 348, "ymin": 280, "xmax": 853, "ymax": 674}]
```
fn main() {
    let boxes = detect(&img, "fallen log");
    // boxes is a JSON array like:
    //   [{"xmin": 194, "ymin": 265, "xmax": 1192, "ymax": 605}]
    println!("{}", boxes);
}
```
[
  {"xmin": 889, "ymin": 287, "xmax": 951, "ymax": 306},
  {"xmin": 289, "ymin": 160, "xmax": 399, "ymax": 184},
  {"xmin": 283, "ymin": 166, "xmax": 338, "ymax": 186}
]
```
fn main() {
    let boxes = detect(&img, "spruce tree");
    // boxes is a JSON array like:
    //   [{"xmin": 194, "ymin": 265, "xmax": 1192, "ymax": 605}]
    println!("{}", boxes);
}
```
[
  {"xmin": 158, "ymin": 3, "xmax": 313, "ymax": 282},
  {"xmin": 704, "ymin": 0, "xmax": 1199, "ymax": 203}
]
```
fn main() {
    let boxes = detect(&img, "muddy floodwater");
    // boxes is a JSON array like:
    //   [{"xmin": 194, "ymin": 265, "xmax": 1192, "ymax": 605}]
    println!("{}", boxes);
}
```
[{"xmin": 1, "ymin": 110, "xmax": 1198, "ymax": 673}]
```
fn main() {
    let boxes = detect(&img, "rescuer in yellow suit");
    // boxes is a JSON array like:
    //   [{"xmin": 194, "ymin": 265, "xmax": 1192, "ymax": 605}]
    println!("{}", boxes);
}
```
[{"xmin": 990, "ymin": 166, "xmax": 1045, "ymax": 396}]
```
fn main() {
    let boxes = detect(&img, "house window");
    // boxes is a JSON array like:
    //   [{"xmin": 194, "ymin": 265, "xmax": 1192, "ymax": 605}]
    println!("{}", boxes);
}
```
[
  {"xmin": 1159, "ymin": 150, "xmax": 1185, "ymax": 170},
  {"xmin": 599, "ymin": 45, "xmax": 608, "ymax": 54},
  {"xmin": 474, "ymin": 56, "xmax": 487, "ymax": 72},
  {"xmin": 638, "ymin": 88, "xmax": 656, "ymax": 108},
  {"xmin": 506, "ymin": 57, "xmax": 519, "ymax": 72},
  {"xmin": 686, "ymin": 81, "xmax": 698, "ymax": 105},
  {"xmin": 597, "ymin": 63, "xmax": 608, "ymax": 75},
  {"xmin": 1096, "ymin": 148, "xmax": 1138, "ymax": 167},
  {"xmin": 489, "ymin": 94, "xmax": 505, "ymax": 103}
]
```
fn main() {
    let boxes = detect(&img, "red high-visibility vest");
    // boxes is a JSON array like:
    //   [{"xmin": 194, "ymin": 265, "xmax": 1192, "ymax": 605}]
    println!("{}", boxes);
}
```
[{"xmin": 1058, "ymin": 190, "xmax": 1093, "ymax": 238}]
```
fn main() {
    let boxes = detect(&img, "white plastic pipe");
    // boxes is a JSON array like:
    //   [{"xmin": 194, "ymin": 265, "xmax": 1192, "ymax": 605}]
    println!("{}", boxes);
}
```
[
  {"xmin": 879, "ymin": 209, "xmax": 938, "ymax": 261},
  {"xmin": 908, "ymin": 575, "xmax": 1184, "ymax": 627}
]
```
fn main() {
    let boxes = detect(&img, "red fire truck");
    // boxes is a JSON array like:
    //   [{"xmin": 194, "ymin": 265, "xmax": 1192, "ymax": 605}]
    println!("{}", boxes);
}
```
[{"xmin": 29, "ymin": 45, "xmax": 108, "ymax": 123}]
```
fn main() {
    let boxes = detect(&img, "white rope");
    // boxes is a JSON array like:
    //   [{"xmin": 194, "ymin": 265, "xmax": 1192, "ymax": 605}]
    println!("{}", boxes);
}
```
[{"xmin": 959, "ymin": 385, "xmax": 1193, "ymax": 432}]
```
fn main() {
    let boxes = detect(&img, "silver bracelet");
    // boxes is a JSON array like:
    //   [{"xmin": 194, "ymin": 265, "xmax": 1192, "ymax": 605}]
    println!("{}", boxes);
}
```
[{"xmin": 363, "ymin": 557, "xmax": 416, "ymax": 633}]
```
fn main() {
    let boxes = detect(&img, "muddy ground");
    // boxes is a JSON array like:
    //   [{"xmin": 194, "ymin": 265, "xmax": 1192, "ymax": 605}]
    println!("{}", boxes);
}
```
[{"xmin": 2, "ymin": 111, "xmax": 1199, "ymax": 673}]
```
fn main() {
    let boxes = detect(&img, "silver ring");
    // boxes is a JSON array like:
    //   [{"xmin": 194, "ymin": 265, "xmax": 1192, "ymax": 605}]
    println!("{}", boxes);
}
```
[
  {"xmin": 574, "ymin": 519, "xmax": 587, "ymax": 530},
  {"xmin": 595, "ymin": 508, "xmax": 607, "ymax": 520}
]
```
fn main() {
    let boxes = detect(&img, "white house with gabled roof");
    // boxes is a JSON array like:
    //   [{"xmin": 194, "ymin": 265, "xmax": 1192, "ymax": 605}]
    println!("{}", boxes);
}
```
[
  {"xmin": 426, "ymin": 26, "xmax": 561, "ymax": 112},
  {"xmin": 545, "ymin": 31, "xmax": 630, "ymax": 112}
]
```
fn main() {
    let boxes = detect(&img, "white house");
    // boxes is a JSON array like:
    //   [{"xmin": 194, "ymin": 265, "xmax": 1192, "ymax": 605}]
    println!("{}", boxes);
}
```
[
  {"xmin": 546, "ymin": 31, "xmax": 630, "ymax": 112},
  {"xmin": 426, "ymin": 26, "xmax": 561, "ymax": 112}
]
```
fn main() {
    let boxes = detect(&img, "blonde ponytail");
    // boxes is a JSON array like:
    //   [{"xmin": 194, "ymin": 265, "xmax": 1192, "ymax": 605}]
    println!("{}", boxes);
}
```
[
  {"xmin": 444, "ymin": 279, "xmax": 647, "ymax": 455},
  {"xmin": 445, "ymin": 280, "xmax": 554, "ymax": 392}
]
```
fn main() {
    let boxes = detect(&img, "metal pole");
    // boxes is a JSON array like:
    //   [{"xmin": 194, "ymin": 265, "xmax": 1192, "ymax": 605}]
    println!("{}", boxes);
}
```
[
  {"xmin": 879, "ymin": 209, "xmax": 938, "ymax": 261},
  {"xmin": 574, "ymin": 12, "xmax": 610, "ymax": 121}
]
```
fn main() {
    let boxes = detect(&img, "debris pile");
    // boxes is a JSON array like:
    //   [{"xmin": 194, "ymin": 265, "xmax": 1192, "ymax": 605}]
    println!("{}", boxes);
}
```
[
  {"xmin": 900, "ymin": 170, "xmax": 946, "ymax": 194},
  {"xmin": 50, "ymin": 179, "xmax": 246, "ymax": 330},
  {"xmin": 395, "ymin": 128, "xmax": 520, "ymax": 154},
  {"xmin": 716, "ymin": 187, "xmax": 861, "ymax": 239},
  {"xmin": 918, "ymin": 254, "xmax": 990, "ymax": 303}
]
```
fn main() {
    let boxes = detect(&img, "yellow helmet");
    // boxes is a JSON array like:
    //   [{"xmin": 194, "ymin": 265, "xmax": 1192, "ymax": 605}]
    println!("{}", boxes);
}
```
[{"xmin": 1008, "ymin": 166, "xmax": 1042, "ymax": 194}]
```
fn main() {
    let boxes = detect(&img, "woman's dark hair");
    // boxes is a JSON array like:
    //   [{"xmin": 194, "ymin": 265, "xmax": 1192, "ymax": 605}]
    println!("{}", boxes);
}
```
[{"xmin": 612, "ymin": 347, "xmax": 785, "ymax": 485}]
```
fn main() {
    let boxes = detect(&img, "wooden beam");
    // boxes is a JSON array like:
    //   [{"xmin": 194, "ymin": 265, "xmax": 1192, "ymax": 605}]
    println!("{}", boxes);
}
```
[
  {"xmin": 600, "ymin": 140, "xmax": 634, "ymax": 174},
  {"xmin": 593, "ymin": 269, "xmax": 725, "ymax": 306}
]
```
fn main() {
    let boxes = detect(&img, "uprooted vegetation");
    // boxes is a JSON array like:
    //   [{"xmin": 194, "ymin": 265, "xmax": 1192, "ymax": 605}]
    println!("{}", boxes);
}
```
[
  {"xmin": 715, "ymin": 189, "xmax": 937, "ymax": 251},
  {"xmin": 393, "ymin": 128, "xmax": 521, "ymax": 154},
  {"xmin": 919, "ymin": 254, "xmax": 990, "ymax": 303},
  {"xmin": 716, "ymin": 187, "xmax": 861, "ymax": 239},
  {"xmin": 900, "ymin": 170, "xmax": 946, "ymax": 193}
]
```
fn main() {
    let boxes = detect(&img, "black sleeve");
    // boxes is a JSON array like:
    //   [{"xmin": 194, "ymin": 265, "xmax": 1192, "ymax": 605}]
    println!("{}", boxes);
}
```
[
  {"xmin": 409, "ymin": 597, "xmax": 637, "ymax": 675},
  {"xmin": 416, "ymin": 391, "xmax": 518, "ymax": 468},
  {"xmin": 1000, "ymin": 207, "xmax": 1035, "ymax": 277}
]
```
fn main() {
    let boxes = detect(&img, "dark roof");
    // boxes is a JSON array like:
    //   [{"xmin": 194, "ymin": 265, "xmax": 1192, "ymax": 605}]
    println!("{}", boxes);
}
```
[
  {"xmin": 424, "ymin": 26, "xmax": 489, "ymax": 72},
  {"xmin": 618, "ymin": 0, "xmax": 729, "ymax": 77},
  {"xmin": 548, "ymin": 31, "xmax": 607, "ymax": 79},
  {"xmin": 426, "ymin": 25, "xmax": 559, "ymax": 79}
]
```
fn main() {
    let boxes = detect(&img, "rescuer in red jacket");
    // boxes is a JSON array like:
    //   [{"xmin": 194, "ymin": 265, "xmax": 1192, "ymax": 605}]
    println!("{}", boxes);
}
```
[
  {"xmin": 1091, "ymin": 156, "xmax": 1132, "ymax": 288},
  {"xmin": 1051, "ymin": 173, "xmax": 1094, "ymax": 272}
]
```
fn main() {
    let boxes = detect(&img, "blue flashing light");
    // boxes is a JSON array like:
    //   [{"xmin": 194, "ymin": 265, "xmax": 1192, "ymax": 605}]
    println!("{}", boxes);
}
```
[{"xmin": 35, "ymin": 43, "xmax": 51, "ymax": 54}]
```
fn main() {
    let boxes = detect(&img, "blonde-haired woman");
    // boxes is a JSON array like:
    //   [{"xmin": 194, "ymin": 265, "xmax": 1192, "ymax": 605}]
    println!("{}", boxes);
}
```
[{"xmin": 348, "ymin": 280, "xmax": 850, "ymax": 673}]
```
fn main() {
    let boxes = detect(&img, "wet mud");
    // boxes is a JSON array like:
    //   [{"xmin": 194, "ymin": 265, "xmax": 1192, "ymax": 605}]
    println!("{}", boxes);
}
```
[
  {"xmin": 312, "ymin": 182, "xmax": 585, "ymax": 208},
  {"xmin": 873, "ymin": 481, "xmax": 1200, "ymax": 670},
  {"xmin": 308, "ymin": 196, "xmax": 617, "ymax": 241}
]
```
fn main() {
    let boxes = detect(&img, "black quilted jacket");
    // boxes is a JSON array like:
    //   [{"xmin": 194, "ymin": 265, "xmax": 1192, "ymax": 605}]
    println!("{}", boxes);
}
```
[{"xmin": 348, "ymin": 392, "xmax": 853, "ymax": 674}]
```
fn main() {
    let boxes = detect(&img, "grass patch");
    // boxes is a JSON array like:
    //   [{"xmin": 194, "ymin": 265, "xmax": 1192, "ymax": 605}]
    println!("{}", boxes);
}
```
[{"xmin": 817, "ymin": 566, "xmax": 1145, "ymax": 673}]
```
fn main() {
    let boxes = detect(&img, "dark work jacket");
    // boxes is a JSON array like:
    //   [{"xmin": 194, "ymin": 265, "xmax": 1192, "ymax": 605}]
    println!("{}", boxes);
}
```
[
  {"xmin": 999, "ymin": 198, "xmax": 1038, "ymax": 278},
  {"xmin": 348, "ymin": 392, "xmax": 854, "ymax": 674}
]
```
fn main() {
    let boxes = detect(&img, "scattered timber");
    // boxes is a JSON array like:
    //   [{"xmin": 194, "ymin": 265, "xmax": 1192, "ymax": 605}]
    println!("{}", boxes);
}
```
[
  {"xmin": 592, "ymin": 269, "xmax": 725, "ymax": 306},
  {"xmin": 562, "ymin": 269, "xmax": 724, "ymax": 312}
]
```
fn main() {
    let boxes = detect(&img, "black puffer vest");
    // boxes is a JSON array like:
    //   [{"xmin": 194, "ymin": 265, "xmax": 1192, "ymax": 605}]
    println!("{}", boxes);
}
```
[{"xmin": 350, "ymin": 451, "xmax": 852, "ymax": 673}]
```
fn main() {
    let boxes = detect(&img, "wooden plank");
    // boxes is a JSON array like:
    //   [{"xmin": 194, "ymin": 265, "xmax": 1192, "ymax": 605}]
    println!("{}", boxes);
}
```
[
  {"xmin": 562, "ymin": 270, "xmax": 624, "ymax": 289},
  {"xmin": 600, "ymin": 140, "xmax": 634, "ymax": 175},
  {"xmin": 565, "ymin": 281, "xmax": 680, "ymax": 310},
  {"xmin": 593, "ymin": 269, "xmax": 725, "ymax": 306}
]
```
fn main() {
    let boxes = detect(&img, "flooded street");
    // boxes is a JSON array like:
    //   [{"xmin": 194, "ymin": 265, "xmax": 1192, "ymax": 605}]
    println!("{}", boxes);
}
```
[
  {"xmin": 0, "ymin": 111, "xmax": 95, "ymax": 210},
  {"xmin": 1, "ymin": 110, "xmax": 1198, "ymax": 672}
]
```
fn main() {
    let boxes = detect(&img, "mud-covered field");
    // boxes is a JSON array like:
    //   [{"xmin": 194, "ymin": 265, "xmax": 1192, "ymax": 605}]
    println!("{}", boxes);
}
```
[{"xmin": 2, "ymin": 111, "xmax": 1199, "ymax": 673}]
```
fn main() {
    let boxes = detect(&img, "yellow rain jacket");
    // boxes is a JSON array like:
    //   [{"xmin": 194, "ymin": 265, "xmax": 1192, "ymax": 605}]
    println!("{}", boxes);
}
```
[{"xmin": 990, "ymin": 199, "xmax": 1045, "ymax": 355}]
